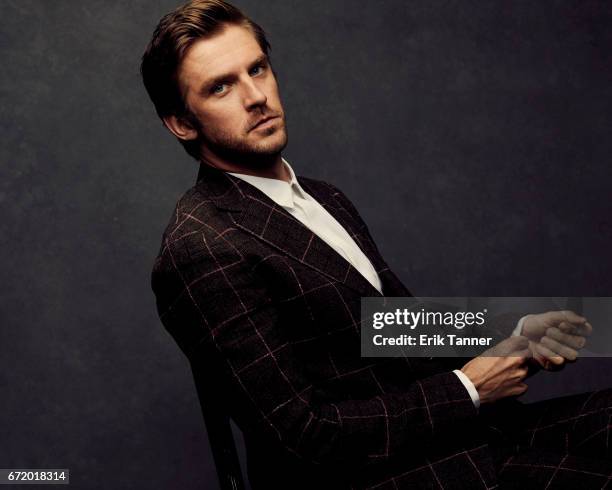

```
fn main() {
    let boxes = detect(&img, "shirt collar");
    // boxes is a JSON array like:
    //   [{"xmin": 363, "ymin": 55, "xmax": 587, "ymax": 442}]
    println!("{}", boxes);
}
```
[{"xmin": 227, "ymin": 157, "xmax": 307, "ymax": 209}]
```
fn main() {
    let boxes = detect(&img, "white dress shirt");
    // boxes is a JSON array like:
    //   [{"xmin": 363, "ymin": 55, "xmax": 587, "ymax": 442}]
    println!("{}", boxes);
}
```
[
  {"xmin": 228, "ymin": 158, "xmax": 383, "ymax": 294},
  {"xmin": 227, "ymin": 157, "xmax": 526, "ymax": 410}
]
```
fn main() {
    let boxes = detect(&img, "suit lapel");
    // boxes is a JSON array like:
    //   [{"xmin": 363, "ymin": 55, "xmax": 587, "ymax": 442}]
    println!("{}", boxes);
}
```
[
  {"xmin": 297, "ymin": 178, "xmax": 384, "ymax": 271},
  {"xmin": 195, "ymin": 163, "xmax": 384, "ymax": 298},
  {"xmin": 299, "ymin": 178, "xmax": 412, "ymax": 297}
]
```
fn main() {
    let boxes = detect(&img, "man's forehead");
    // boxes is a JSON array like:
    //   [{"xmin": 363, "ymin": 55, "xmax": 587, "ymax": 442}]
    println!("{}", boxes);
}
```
[{"xmin": 178, "ymin": 24, "xmax": 264, "ymax": 93}]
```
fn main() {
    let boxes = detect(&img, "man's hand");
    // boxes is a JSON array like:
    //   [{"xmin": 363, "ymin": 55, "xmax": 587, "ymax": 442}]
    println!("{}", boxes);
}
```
[
  {"xmin": 460, "ymin": 336, "xmax": 531, "ymax": 405},
  {"xmin": 521, "ymin": 310, "xmax": 592, "ymax": 370}
]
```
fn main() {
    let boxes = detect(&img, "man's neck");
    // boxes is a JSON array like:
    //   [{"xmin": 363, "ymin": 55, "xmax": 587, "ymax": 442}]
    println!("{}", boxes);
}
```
[{"xmin": 199, "ymin": 152, "xmax": 289, "ymax": 183}]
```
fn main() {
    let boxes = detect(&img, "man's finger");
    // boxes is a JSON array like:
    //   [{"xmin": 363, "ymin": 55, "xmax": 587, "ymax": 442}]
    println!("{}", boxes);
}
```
[
  {"xmin": 558, "ymin": 321, "xmax": 593, "ymax": 337},
  {"xmin": 546, "ymin": 327, "xmax": 587, "ymax": 350},
  {"xmin": 559, "ymin": 310, "xmax": 588, "ymax": 325},
  {"xmin": 534, "ymin": 342, "xmax": 565, "ymax": 365},
  {"xmin": 540, "ymin": 335, "xmax": 579, "ymax": 361}
]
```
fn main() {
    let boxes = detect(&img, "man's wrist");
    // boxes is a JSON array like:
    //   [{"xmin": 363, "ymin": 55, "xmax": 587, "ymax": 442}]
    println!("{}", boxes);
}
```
[{"xmin": 513, "ymin": 315, "xmax": 531, "ymax": 337}]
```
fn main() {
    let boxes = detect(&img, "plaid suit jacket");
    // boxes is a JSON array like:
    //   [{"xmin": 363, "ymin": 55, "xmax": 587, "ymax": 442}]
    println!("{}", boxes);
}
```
[{"xmin": 151, "ymin": 162, "xmax": 517, "ymax": 490}]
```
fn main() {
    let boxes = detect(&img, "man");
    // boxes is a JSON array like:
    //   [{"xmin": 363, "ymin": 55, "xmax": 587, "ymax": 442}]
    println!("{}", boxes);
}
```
[{"xmin": 142, "ymin": 1, "xmax": 607, "ymax": 488}]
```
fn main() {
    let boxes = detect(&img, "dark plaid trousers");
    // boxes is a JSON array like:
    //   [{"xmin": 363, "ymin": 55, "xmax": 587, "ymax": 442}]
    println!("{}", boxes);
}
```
[{"xmin": 481, "ymin": 389, "xmax": 612, "ymax": 489}]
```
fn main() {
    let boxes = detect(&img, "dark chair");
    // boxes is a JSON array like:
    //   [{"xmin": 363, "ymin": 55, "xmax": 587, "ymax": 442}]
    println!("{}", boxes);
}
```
[{"xmin": 190, "ymin": 359, "xmax": 246, "ymax": 490}]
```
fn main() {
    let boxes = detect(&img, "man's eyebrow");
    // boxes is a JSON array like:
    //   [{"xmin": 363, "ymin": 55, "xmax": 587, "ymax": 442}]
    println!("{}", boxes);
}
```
[
  {"xmin": 198, "ymin": 54, "xmax": 269, "ymax": 95},
  {"xmin": 250, "ymin": 54, "xmax": 269, "ymax": 70}
]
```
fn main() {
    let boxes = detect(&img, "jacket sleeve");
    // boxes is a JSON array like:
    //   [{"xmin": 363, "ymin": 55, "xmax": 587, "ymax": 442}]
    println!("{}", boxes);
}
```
[{"xmin": 152, "ymin": 225, "xmax": 479, "ymax": 467}]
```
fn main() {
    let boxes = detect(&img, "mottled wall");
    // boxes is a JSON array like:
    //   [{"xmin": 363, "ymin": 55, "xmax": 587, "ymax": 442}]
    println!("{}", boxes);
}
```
[{"xmin": 1, "ymin": 1, "xmax": 611, "ymax": 488}]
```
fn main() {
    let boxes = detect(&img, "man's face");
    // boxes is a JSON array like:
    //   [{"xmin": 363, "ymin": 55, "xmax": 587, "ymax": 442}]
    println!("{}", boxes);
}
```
[{"xmin": 176, "ymin": 24, "xmax": 287, "ymax": 160}]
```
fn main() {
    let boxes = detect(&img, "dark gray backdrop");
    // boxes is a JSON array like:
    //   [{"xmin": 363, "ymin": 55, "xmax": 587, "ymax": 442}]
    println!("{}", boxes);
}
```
[{"xmin": 2, "ymin": 1, "xmax": 611, "ymax": 488}]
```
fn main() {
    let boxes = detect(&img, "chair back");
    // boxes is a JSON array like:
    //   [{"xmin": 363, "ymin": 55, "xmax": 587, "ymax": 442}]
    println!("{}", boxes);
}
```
[{"xmin": 190, "ymin": 360, "xmax": 246, "ymax": 490}]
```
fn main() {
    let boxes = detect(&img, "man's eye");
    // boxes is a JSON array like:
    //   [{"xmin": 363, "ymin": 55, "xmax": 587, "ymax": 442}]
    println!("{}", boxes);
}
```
[
  {"xmin": 249, "ymin": 64, "xmax": 264, "ymax": 76},
  {"xmin": 211, "ymin": 84, "xmax": 227, "ymax": 94}
]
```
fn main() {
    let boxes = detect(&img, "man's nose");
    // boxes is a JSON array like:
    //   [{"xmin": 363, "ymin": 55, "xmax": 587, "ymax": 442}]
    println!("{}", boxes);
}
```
[{"xmin": 242, "ymin": 78, "xmax": 267, "ymax": 109}]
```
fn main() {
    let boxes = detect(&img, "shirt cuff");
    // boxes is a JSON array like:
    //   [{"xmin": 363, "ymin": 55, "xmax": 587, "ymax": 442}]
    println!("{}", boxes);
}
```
[
  {"xmin": 453, "ymin": 369, "xmax": 480, "ymax": 409},
  {"xmin": 513, "ymin": 315, "xmax": 529, "ymax": 337}
]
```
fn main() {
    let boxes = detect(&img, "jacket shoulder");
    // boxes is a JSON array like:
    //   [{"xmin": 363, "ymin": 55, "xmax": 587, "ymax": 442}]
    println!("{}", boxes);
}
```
[
  {"xmin": 151, "ymin": 183, "xmax": 234, "ymax": 274},
  {"xmin": 161, "ymin": 181, "xmax": 235, "ymax": 236}
]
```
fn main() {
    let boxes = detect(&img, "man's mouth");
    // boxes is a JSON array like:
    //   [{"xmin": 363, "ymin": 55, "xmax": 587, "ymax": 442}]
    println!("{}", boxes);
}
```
[{"xmin": 250, "ymin": 115, "xmax": 279, "ymax": 131}]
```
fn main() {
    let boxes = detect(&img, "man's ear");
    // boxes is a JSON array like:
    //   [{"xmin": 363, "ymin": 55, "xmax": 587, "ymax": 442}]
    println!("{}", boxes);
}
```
[{"xmin": 162, "ymin": 114, "xmax": 198, "ymax": 141}]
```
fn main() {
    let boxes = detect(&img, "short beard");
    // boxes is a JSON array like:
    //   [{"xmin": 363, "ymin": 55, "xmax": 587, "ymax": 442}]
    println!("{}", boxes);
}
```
[{"xmin": 187, "ymin": 112, "xmax": 288, "ymax": 170}]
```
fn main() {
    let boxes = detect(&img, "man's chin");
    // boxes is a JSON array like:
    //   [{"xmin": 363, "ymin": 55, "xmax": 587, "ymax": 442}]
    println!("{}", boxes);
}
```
[
  {"xmin": 201, "ymin": 128, "xmax": 287, "ymax": 162},
  {"xmin": 248, "ymin": 130, "xmax": 288, "ymax": 156}
]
